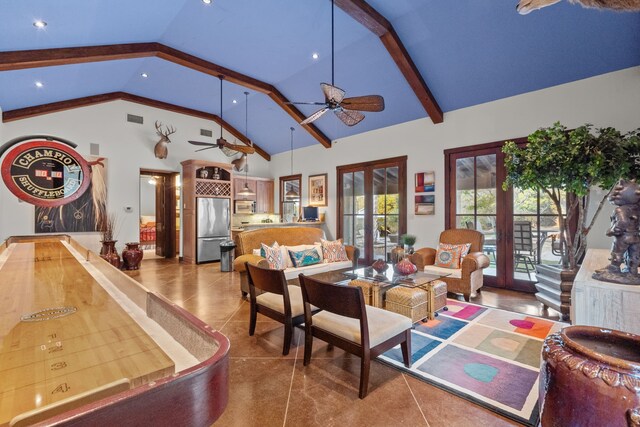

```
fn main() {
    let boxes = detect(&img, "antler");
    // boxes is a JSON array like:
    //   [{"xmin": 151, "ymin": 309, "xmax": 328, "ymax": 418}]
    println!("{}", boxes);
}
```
[{"xmin": 155, "ymin": 121, "xmax": 177, "ymax": 138}]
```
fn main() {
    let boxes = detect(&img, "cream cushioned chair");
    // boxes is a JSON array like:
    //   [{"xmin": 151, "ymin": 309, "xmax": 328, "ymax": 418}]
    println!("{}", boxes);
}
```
[
  {"xmin": 411, "ymin": 229, "xmax": 490, "ymax": 301},
  {"xmin": 298, "ymin": 274, "xmax": 412, "ymax": 399}
]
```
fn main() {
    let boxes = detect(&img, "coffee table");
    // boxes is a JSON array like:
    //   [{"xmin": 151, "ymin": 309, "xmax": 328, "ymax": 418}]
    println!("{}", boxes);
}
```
[
  {"xmin": 344, "ymin": 265, "xmax": 449, "ymax": 308},
  {"xmin": 288, "ymin": 264, "xmax": 449, "ymax": 310}
]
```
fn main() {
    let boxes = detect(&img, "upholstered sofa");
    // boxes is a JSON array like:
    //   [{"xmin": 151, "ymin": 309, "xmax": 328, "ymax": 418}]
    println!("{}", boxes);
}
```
[
  {"xmin": 410, "ymin": 229, "xmax": 490, "ymax": 301},
  {"xmin": 233, "ymin": 227, "xmax": 359, "ymax": 296}
]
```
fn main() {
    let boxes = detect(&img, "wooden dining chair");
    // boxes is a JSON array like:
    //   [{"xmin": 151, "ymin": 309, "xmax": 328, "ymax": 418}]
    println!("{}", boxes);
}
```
[
  {"xmin": 245, "ymin": 262, "xmax": 308, "ymax": 355},
  {"xmin": 298, "ymin": 274, "xmax": 412, "ymax": 398}
]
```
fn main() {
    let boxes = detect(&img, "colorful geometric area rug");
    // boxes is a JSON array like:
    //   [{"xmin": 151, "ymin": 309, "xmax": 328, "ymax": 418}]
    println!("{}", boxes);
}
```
[{"xmin": 378, "ymin": 299, "xmax": 565, "ymax": 426}]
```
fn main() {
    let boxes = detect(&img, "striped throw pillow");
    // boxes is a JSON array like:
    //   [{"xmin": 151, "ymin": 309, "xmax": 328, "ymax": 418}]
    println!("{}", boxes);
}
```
[
  {"xmin": 320, "ymin": 239, "xmax": 349, "ymax": 263},
  {"xmin": 261, "ymin": 242, "xmax": 286, "ymax": 270}
]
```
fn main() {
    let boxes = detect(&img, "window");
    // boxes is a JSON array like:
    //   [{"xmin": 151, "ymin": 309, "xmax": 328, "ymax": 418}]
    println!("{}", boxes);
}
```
[{"xmin": 279, "ymin": 174, "xmax": 301, "ymax": 223}]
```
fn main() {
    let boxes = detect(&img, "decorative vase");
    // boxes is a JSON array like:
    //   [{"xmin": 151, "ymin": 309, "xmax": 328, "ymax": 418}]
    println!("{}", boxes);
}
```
[
  {"xmin": 371, "ymin": 258, "xmax": 388, "ymax": 274},
  {"xmin": 390, "ymin": 245, "xmax": 405, "ymax": 265},
  {"xmin": 100, "ymin": 240, "xmax": 121, "ymax": 269},
  {"xmin": 122, "ymin": 242, "xmax": 143, "ymax": 270},
  {"xmin": 539, "ymin": 325, "xmax": 640, "ymax": 427},
  {"xmin": 395, "ymin": 258, "xmax": 417, "ymax": 275},
  {"xmin": 406, "ymin": 245, "xmax": 415, "ymax": 255}
]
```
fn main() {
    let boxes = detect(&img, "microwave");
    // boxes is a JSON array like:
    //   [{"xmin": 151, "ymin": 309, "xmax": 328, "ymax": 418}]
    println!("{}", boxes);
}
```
[{"xmin": 235, "ymin": 200, "xmax": 255, "ymax": 214}]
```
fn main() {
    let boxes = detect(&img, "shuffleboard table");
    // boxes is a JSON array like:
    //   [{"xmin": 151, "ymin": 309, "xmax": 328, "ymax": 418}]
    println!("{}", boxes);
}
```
[{"xmin": 0, "ymin": 235, "xmax": 229, "ymax": 427}]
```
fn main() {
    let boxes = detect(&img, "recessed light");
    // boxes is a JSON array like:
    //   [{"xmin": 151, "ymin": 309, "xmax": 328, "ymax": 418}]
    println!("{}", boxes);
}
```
[
  {"xmin": 35, "ymin": 81, "xmax": 43, "ymax": 88},
  {"xmin": 141, "ymin": 73, "xmax": 148, "ymax": 78},
  {"xmin": 312, "ymin": 52, "xmax": 319, "ymax": 60},
  {"xmin": 33, "ymin": 20, "xmax": 47, "ymax": 29},
  {"xmin": 202, "ymin": 0, "xmax": 212, "ymax": 4},
  {"xmin": 232, "ymin": 99, "xmax": 237, "ymax": 104}
]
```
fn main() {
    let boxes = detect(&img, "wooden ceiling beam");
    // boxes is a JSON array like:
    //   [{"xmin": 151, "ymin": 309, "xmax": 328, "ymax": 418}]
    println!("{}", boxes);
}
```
[
  {"xmin": 0, "ymin": 43, "xmax": 331, "ymax": 149},
  {"xmin": 1, "ymin": 91, "xmax": 271, "ymax": 161},
  {"xmin": 335, "ymin": 0, "xmax": 444, "ymax": 123}
]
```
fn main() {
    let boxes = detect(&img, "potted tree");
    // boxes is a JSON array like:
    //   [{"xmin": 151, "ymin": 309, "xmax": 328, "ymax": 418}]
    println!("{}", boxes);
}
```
[{"xmin": 503, "ymin": 122, "xmax": 639, "ymax": 318}]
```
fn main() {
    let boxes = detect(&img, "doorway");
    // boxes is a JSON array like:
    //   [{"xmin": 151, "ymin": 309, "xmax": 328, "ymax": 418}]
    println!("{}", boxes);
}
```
[
  {"xmin": 337, "ymin": 156, "xmax": 407, "ymax": 265},
  {"xmin": 445, "ymin": 141, "xmax": 564, "ymax": 292},
  {"xmin": 139, "ymin": 170, "xmax": 180, "ymax": 259}
]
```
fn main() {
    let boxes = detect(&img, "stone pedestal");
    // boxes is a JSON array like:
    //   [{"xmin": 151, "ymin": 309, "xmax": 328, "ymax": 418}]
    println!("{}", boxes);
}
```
[{"xmin": 572, "ymin": 248, "xmax": 640, "ymax": 334}]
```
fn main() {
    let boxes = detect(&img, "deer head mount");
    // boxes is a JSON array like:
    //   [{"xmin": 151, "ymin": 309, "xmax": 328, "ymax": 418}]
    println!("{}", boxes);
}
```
[
  {"xmin": 517, "ymin": 0, "xmax": 640, "ymax": 14},
  {"xmin": 154, "ymin": 121, "xmax": 176, "ymax": 159}
]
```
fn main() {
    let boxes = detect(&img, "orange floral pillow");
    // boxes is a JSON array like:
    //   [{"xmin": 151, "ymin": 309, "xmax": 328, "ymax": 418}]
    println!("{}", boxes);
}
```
[
  {"xmin": 434, "ymin": 243, "xmax": 463, "ymax": 269},
  {"xmin": 439, "ymin": 243, "xmax": 472, "ymax": 264}
]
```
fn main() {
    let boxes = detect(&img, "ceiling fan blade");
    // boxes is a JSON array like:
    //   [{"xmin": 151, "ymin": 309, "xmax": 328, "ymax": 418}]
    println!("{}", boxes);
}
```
[
  {"xmin": 285, "ymin": 101, "xmax": 327, "ymax": 106},
  {"xmin": 220, "ymin": 146, "xmax": 237, "ymax": 157},
  {"xmin": 321, "ymin": 83, "xmax": 345, "ymax": 104},
  {"xmin": 188, "ymin": 140, "xmax": 217, "ymax": 147},
  {"xmin": 334, "ymin": 108, "xmax": 365, "ymax": 127},
  {"xmin": 341, "ymin": 95, "xmax": 385, "ymax": 112},
  {"xmin": 195, "ymin": 146, "xmax": 217, "ymax": 152},
  {"xmin": 218, "ymin": 138, "xmax": 256, "ymax": 155},
  {"xmin": 300, "ymin": 107, "xmax": 330, "ymax": 125},
  {"xmin": 225, "ymin": 144, "xmax": 256, "ymax": 155}
]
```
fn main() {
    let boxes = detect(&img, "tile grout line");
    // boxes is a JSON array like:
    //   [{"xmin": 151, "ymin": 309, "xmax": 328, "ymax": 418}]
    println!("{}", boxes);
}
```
[
  {"xmin": 218, "ymin": 298, "xmax": 246, "ymax": 331},
  {"xmin": 403, "ymin": 373, "xmax": 430, "ymax": 426},
  {"xmin": 282, "ymin": 330, "xmax": 301, "ymax": 427}
]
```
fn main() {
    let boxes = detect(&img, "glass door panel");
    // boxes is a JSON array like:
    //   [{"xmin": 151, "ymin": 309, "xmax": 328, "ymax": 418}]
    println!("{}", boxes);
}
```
[
  {"xmin": 455, "ymin": 154, "xmax": 498, "ymax": 278},
  {"xmin": 373, "ymin": 166, "xmax": 399, "ymax": 262},
  {"xmin": 338, "ymin": 157, "xmax": 406, "ymax": 265},
  {"xmin": 342, "ymin": 171, "xmax": 366, "ymax": 261},
  {"xmin": 512, "ymin": 187, "xmax": 564, "ymax": 283}
]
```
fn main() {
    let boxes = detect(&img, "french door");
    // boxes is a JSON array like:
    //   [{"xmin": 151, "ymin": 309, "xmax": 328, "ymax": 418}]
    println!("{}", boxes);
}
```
[
  {"xmin": 445, "ymin": 141, "xmax": 564, "ymax": 292},
  {"xmin": 337, "ymin": 156, "xmax": 407, "ymax": 265}
]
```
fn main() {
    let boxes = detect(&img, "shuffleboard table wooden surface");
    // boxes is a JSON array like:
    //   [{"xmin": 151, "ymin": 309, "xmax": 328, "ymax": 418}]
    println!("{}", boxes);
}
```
[{"xmin": 0, "ymin": 235, "xmax": 229, "ymax": 427}]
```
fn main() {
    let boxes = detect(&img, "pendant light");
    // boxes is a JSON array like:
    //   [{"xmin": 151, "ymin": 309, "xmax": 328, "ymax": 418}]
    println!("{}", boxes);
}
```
[
  {"xmin": 285, "ymin": 127, "xmax": 299, "ymax": 199},
  {"xmin": 237, "ymin": 91, "xmax": 256, "ymax": 197}
]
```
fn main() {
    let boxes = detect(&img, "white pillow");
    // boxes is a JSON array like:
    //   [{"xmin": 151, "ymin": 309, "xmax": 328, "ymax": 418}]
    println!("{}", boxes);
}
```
[{"xmin": 252, "ymin": 248, "xmax": 261, "ymax": 256}]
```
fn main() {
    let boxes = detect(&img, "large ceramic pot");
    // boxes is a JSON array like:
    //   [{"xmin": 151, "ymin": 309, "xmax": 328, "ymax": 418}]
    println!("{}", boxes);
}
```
[
  {"xmin": 539, "ymin": 325, "xmax": 640, "ymax": 427},
  {"xmin": 100, "ymin": 240, "xmax": 121, "ymax": 269},
  {"xmin": 122, "ymin": 242, "xmax": 143, "ymax": 270}
]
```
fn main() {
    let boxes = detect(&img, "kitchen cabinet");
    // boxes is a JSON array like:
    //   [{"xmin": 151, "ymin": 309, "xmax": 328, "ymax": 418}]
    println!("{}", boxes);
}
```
[
  {"xmin": 255, "ymin": 180, "xmax": 274, "ymax": 214},
  {"xmin": 233, "ymin": 177, "xmax": 257, "ymax": 201},
  {"xmin": 232, "ymin": 175, "xmax": 274, "ymax": 214}
]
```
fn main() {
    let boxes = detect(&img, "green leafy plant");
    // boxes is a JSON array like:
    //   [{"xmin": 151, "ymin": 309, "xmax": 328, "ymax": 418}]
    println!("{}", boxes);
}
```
[
  {"xmin": 503, "ymin": 122, "xmax": 640, "ymax": 270},
  {"xmin": 401, "ymin": 234, "xmax": 417, "ymax": 247}
]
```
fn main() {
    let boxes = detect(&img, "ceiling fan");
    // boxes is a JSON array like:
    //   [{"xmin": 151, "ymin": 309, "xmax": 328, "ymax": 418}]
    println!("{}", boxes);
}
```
[
  {"xmin": 288, "ymin": 0, "xmax": 384, "ymax": 127},
  {"xmin": 188, "ymin": 76, "xmax": 256, "ymax": 156}
]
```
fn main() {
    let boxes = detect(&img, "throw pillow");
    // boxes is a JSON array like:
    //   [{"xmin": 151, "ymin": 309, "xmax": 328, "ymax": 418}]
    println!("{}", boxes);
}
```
[
  {"xmin": 284, "ymin": 244, "xmax": 324, "ymax": 268},
  {"xmin": 320, "ymin": 239, "xmax": 349, "ymax": 263},
  {"xmin": 288, "ymin": 248, "xmax": 321, "ymax": 267},
  {"xmin": 252, "ymin": 248, "xmax": 261, "ymax": 256},
  {"xmin": 440, "ymin": 242, "xmax": 472, "ymax": 263},
  {"xmin": 434, "ymin": 243, "xmax": 463, "ymax": 269},
  {"xmin": 261, "ymin": 242, "xmax": 286, "ymax": 270}
]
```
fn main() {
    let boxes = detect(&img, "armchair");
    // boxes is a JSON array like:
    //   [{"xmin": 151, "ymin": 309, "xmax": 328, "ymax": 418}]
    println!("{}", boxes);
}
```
[{"xmin": 410, "ymin": 229, "xmax": 490, "ymax": 301}]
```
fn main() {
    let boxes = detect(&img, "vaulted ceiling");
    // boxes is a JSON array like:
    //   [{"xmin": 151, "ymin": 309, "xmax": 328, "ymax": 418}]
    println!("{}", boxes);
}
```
[{"xmin": 1, "ymin": 0, "xmax": 638, "ymax": 158}]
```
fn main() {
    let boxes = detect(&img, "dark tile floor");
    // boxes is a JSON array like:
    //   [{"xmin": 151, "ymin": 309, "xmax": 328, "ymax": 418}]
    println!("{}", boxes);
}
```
[{"xmin": 126, "ymin": 258, "xmax": 562, "ymax": 427}]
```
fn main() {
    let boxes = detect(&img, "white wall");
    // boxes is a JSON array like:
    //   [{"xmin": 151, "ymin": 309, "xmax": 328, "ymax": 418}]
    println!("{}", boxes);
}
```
[
  {"xmin": 269, "ymin": 66, "xmax": 640, "ymax": 249},
  {"xmin": 2, "ymin": 67, "xmax": 638, "ymax": 251},
  {"xmin": 0, "ymin": 100, "xmax": 271, "ymax": 251}
]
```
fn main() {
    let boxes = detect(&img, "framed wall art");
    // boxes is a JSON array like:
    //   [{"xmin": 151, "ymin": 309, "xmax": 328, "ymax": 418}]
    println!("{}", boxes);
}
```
[
  {"xmin": 415, "ymin": 194, "xmax": 435, "ymax": 215},
  {"xmin": 415, "ymin": 171, "xmax": 435, "ymax": 192},
  {"xmin": 308, "ymin": 173, "xmax": 327, "ymax": 206}
]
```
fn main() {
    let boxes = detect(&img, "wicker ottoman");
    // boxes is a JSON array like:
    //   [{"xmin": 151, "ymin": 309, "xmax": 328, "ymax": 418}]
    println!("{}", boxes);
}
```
[
  {"xmin": 427, "ymin": 280, "xmax": 448, "ymax": 319},
  {"xmin": 348, "ymin": 279, "xmax": 373, "ymax": 306},
  {"xmin": 385, "ymin": 286, "xmax": 429, "ymax": 323}
]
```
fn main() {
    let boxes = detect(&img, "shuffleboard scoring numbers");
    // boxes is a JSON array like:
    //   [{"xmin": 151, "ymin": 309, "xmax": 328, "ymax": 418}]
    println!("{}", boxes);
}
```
[{"xmin": 20, "ymin": 306, "xmax": 77, "ymax": 322}]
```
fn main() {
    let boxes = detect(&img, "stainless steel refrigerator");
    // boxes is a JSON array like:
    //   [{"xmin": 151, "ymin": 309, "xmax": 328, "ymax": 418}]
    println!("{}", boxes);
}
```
[{"xmin": 196, "ymin": 197, "xmax": 230, "ymax": 263}]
